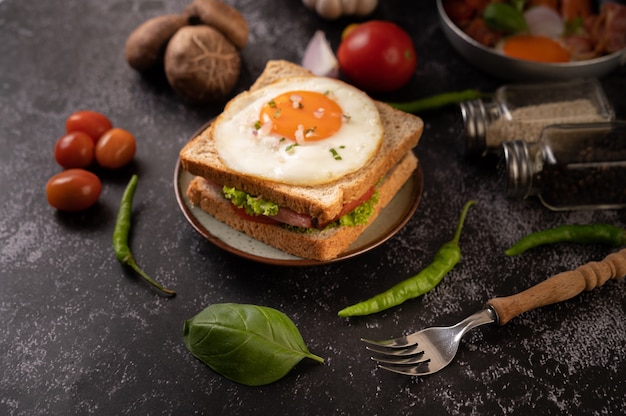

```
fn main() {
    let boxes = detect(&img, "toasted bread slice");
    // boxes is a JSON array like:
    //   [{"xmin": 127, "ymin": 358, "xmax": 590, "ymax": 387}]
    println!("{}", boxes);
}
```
[
  {"xmin": 180, "ymin": 60, "xmax": 423, "ymax": 224},
  {"xmin": 186, "ymin": 151, "xmax": 418, "ymax": 261}
]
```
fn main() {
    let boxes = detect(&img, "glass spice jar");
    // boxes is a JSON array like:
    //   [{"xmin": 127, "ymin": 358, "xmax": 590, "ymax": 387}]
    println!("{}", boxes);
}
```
[
  {"xmin": 501, "ymin": 121, "xmax": 626, "ymax": 211},
  {"xmin": 460, "ymin": 79, "xmax": 615, "ymax": 156}
]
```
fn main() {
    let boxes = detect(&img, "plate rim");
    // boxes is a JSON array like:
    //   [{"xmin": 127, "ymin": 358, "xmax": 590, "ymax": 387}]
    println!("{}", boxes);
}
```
[{"xmin": 174, "ymin": 124, "xmax": 424, "ymax": 266}]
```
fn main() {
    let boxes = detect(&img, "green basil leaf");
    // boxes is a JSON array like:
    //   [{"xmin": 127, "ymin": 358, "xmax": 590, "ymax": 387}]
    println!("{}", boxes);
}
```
[
  {"xmin": 483, "ymin": 3, "xmax": 528, "ymax": 34},
  {"xmin": 183, "ymin": 303, "xmax": 324, "ymax": 386}
]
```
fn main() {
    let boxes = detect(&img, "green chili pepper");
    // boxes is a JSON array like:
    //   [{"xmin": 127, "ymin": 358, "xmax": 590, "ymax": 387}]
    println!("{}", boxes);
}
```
[
  {"xmin": 338, "ymin": 200, "xmax": 475, "ymax": 317},
  {"xmin": 113, "ymin": 174, "xmax": 176, "ymax": 296},
  {"xmin": 387, "ymin": 89, "xmax": 484, "ymax": 114},
  {"xmin": 505, "ymin": 224, "xmax": 626, "ymax": 257}
]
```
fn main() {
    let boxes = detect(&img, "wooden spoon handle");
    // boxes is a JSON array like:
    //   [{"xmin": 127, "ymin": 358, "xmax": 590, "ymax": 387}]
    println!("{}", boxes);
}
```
[{"xmin": 487, "ymin": 248, "xmax": 626, "ymax": 325}]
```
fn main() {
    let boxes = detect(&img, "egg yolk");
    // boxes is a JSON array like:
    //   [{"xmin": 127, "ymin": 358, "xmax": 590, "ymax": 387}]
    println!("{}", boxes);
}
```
[
  {"xmin": 259, "ymin": 90, "xmax": 343, "ymax": 142},
  {"xmin": 502, "ymin": 35, "xmax": 571, "ymax": 63}
]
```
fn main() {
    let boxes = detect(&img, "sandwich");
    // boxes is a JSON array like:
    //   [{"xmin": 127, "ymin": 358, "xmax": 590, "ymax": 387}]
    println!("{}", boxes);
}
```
[{"xmin": 179, "ymin": 60, "xmax": 423, "ymax": 261}]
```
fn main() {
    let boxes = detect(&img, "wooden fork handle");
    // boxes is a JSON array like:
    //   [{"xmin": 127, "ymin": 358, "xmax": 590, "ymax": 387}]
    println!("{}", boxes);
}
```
[{"xmin": 487, "ymin": 248, "xmax": 626, "ymax": 325}]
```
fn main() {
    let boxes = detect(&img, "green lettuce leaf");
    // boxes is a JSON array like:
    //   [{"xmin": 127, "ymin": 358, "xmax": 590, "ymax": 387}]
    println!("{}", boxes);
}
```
[
  {"xmin": 338, "ymin": 190, "xmax": 379, "ymax": 227},
  {"xmin": 223, "ymin": 186, "xmax": 279, "ymax": 216}
]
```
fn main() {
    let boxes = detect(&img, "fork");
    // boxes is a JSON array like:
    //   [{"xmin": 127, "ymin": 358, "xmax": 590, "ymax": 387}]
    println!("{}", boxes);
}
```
[{"xmin": 362, "ymin": 248, "xmax": 626, "ymax": 376}]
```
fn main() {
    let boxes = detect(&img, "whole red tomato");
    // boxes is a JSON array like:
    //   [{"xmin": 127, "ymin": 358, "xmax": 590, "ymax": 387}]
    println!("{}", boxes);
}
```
[
  {"xmin": 95, "ymin": 128, "xmax": 136, "ymax": 169},
  {"xmin": 337, "ymin": 21, "xmax": 417, "ymax": 93},
  {"xmin": 66, "ymin": 110, "xmax": 113, "ymax": 145},
  {"xmin": 54, "ymin": 131, "xmax": 94, "ymax": 169},
  {"xmin": 46, "ymin": 169, "xmax": 102, "ymax": 211}
]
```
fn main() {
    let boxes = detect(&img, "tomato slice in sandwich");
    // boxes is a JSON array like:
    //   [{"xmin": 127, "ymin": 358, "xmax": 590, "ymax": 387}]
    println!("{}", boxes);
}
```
[{"xmin": 339, "ymin": 187, "xmax": 375, "ymax": 217}]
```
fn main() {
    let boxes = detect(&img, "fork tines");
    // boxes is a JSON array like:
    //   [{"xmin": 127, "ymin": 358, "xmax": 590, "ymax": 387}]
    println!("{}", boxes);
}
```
[
  {"xmin": 378, "ymin": 360, "xmax": 434, "ymax": 376},
  {"xmin": 364, "ymin": 342, "xmax": 423, "ymax": 357},
  {"xmin": 361, "ymin": 338, "xmax": 433, "ymax": 375}
]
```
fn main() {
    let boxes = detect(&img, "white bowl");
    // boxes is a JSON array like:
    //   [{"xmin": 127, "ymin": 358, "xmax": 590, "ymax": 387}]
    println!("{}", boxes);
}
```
[{"xmin": 436, "ymin": 0, "xmax": 626, "ymax": 81}]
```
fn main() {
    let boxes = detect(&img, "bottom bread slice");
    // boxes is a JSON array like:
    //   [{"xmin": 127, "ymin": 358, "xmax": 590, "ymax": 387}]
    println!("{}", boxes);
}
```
[{"xmin": 186, "ymin": 151, "xmax": 419, "ymax": 261}]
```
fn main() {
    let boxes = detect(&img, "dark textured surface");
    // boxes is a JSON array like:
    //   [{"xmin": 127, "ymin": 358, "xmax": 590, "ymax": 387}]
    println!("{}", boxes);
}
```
[{"xmin": 1, "ymin": 1, "xmax": 625, "ymax": 415}]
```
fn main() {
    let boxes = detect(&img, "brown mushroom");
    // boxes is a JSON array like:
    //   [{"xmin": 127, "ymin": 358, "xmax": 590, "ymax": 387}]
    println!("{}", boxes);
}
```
[
  {"xmin": 164, "ymin": 25, "xmax": 241, "ymax": 104},
  {"xmin": 184, "ymin": 0, "xmax": 249, "ymax": 50},
  {"xmin": 124, "ymin": 14, "xmax": 189, "ymax": 72}
]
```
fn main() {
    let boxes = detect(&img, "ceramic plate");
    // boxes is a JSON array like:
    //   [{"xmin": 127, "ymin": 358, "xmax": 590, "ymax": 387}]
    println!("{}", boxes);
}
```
[{"xmin": 174, "ymin": 127, "xmax": 423, "ymax": 266}]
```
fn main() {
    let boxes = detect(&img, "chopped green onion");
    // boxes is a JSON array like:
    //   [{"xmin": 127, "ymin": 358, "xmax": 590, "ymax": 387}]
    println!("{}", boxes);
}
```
[{"xmin": 330, "ymin": 148, "xmax": 342, "ymax": 160}]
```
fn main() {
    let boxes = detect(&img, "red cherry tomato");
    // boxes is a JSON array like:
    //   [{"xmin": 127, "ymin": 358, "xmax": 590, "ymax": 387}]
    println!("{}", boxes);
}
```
[
  {"xmin": 337, "ymin": 21, "xmax": 417, "ymax": 93},
  {"xmin": 54, "ymin": 131, "xmax": 95, "ymax": 169},
  {"xmin": 46, "ymin": 169, "xmax": 102, "ymax": 211},
  {"xmin": 66, "ymin": 111, "xmax": 113, "ymax": 144},
  {"xmin": 95, "ymin": 128, "xmax": 136, "ymax": 169}
]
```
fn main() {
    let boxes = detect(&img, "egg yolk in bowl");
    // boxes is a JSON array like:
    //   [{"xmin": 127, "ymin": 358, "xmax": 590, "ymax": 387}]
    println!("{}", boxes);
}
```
[{"xmin": 501, "ymin": 35, "xmax": 571, "ymax": 63}]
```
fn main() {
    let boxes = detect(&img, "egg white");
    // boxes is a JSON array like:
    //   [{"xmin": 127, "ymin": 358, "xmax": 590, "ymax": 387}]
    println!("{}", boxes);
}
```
[{"xmin": 212, "ymin": 76, "xmax": 383, "ymax": 186}]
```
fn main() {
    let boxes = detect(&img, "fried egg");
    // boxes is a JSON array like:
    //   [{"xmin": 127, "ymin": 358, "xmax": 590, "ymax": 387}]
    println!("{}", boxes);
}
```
[{"xmin": 212, "ymin": 76, "xmax": 383, "ymax": 186}]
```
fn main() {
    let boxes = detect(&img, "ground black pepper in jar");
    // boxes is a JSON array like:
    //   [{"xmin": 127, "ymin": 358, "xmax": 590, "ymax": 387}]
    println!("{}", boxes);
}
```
[{"xmin": 501, "ymin": 121, "xmax": 626, "ymax": 210}]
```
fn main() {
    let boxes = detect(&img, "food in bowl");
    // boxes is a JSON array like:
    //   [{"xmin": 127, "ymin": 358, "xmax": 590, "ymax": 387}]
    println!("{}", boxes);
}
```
[{"xmin": 442, "ymin": 0, "xmax": 626, "ymax": 63}]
